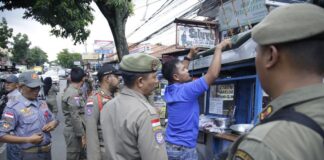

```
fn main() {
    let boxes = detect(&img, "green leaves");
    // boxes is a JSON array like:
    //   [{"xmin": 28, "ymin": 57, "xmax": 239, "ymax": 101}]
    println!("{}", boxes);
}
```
[
  {"xmin": 57, "ymin": 49, "xmax": 82, "ymax": 68},
  {"xmin": 27, "ymin": 47, "xmax": 48, "ymax": 66},
  {"xmin": 11, "ymin": 33, "xmax": 31, "ymax": 65},
  {"xmin": 1, "ymin": 0, "xmax": 133, "ymax": 59},
  {"xmin": 0, "ymin": 18, "xmax": 13, "ymax": 49},
  {"xmin": 11, "ymin": 34, "xmax": 49, "ymax": 66}
]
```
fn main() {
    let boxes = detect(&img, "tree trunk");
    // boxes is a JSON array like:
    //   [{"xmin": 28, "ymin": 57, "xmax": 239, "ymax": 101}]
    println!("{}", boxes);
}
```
[{"xmin": 95, "ymin": 1, "xmax": 130, "ymax": 61}]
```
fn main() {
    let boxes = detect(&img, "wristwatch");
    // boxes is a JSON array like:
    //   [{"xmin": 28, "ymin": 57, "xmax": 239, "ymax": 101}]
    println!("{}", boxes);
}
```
[{"xmin": 184, "ymin": 56, "xmax": 192, "ymax": 61}]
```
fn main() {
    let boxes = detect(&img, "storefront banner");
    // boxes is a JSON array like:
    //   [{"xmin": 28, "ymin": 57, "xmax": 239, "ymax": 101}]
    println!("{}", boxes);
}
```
[
  {"xmin": 219, "ymin": 0, "xmax": 268, "ymax": 31},
  {"xmin": 176, "ymin": 25, "xmax": 216, "ymax": 49}
]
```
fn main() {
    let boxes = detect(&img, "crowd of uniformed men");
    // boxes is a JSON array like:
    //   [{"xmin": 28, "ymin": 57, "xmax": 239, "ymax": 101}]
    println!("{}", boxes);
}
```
[{"xmin": 0, "ymin": 3, "xmax": 324, "ymax": 160}]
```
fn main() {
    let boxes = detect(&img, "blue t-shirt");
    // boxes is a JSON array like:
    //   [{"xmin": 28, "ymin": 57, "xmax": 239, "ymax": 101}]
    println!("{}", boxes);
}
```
[{"xmin": 164, "ymin": 77, "xmax": 208, "ymax": 148}]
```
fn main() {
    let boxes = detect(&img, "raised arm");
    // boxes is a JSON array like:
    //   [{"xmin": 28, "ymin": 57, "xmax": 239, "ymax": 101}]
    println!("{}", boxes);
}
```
[{"xmin": 204, "ymin": 39, "xmax": 232, "ymax": 85}]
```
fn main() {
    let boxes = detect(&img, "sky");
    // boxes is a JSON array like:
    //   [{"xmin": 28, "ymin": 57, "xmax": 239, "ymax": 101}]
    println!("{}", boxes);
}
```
[{"xmin": 1, "ymin": 0, "xmax": 201, "ymax": 61}]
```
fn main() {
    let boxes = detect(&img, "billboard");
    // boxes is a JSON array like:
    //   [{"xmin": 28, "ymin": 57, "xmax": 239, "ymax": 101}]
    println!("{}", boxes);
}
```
[
  {"xmin": 176, "ymin": 25, "xmax": 217, "ymax": 49},
  {"xmin": 94, "ymin": 40, "xmax": 115, "ymax": 55}
]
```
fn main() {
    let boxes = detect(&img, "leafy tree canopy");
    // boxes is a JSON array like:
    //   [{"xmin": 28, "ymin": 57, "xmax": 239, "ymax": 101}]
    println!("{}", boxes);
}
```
[
  {"xmin": 27, "ymin": 46, "xmax": 48, "ymax": 66},
  {"xmin": 1, "ymin": 0, "xmax": 134, "ymax": 59},
  {"xmin": 11, "ymin": 33, "xmax": 31, "ymax": 65},
  {"xmin": 57, "ymin": 49, "xmax": 82, "ymax": 68},
  {"xmin": 0, "ymin": 17, "xmax": 13, "ymax": 49}
]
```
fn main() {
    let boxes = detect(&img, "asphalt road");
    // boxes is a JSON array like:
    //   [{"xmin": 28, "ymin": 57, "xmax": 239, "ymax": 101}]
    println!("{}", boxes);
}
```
[{"xmin": 51, "ymin": 79, "xmax": 67, "ymax": 159}]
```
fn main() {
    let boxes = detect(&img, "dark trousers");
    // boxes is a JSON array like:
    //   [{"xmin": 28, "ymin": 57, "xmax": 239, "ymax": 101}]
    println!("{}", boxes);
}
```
[
  {"xmin": 21, "ymin": 151, "xmax": 51, "ymax": 160},
  {"xmin": 7, "ymin": 144, "xmax": 21, "ymax": 160}
]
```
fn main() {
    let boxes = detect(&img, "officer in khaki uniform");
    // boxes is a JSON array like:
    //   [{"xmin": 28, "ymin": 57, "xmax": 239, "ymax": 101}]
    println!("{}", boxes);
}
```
[
  {"xmin": 62, "ymin": 67, "xmax": 87, "ymax": 160},
  {"xmin": 227, "ymin": 4, "xmax": 324, "ymax": 160},
  {"xmin": 85, "ymin": 64, "xmax": 121, "ymax": 160},
  {"xmin": 100, "ymin": 53, "xmax": 168, "ymax": 160}
]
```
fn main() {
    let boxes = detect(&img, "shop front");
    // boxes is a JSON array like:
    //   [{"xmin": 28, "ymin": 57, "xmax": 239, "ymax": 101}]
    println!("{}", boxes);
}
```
[{"xmin": 189, "ymin": 31, "xmax": 269, "ymax": 159}]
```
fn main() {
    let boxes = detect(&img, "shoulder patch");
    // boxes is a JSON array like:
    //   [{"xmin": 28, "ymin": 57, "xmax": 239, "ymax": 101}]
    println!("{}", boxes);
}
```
[
  {"xmin": 234, "ymin": 149, "xmax": 254, "ymax": 160},
  {"xmin": 67, "ymin": 96, "xmax": 81, "ymax": 106},
  {"xmin": 86, "ymin": 107, "xmax": 93, "ymax": 116},
  {"xmin": 4, "ymin": 112, "xmax": 14, "ymax": 119},
  {"xmin": 151, "ymin": 118, "xmax": 161, "ymax": 131},
  {"xmin": 0, "ymin": 121, "xmax": 11, "ymax": 130},
  {"xmin": 86, "ymin": 99, "xmax": 94, "ymax": 107},
  {"xmin": 154, "ymin": 130, "xmax": 165, "ymax": 145}
]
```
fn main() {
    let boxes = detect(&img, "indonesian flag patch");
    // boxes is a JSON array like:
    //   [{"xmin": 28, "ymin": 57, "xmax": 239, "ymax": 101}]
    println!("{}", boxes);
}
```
[
  {"xmin": 4, "ymin": 112, "xmax": 14, "ymax": 119},
  {"xmin": 86, "ymin": 100, "xmax": 94, "ymax": 107},
  {"xmin": 151, "ymin": 118, "xmax": 162, "ymax": 131}
]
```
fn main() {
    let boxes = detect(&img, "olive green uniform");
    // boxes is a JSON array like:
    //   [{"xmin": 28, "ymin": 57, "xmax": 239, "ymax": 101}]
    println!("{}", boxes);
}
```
[
  {"xmin": 85, "ymin": 88, "xmax": 112, "ymax": 160},
  {"xmin": 100, "ymin": 87, "xmax": 168, "ymax": 160},
  {"xmin": 62, "ymin": 85, "xmax": 86, "ymax": 160},
  {"xmin": 228, "ymin": 84, "xmax": 324, "ymax": 160}
]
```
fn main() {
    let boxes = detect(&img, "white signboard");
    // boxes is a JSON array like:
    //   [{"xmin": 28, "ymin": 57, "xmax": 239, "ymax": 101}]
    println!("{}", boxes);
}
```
[
  {"xmin": 73, "ymin": 61, "xmax": 81, "ymax": 66},
  {"xmin": 209, "ymin": 98, "xmax": 224, "ymax": 115},
  {"xmin": 219, "ymin": 0, "xmax": 268, "ymax": 31},
  {"xmin": 176, "ymin": 25, "xmax": 216, "ymax": 49}
]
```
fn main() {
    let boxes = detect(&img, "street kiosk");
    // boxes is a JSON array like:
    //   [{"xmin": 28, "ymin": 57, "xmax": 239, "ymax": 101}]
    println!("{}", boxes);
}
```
[{"xmin": 189, "ymin": 31, "xmax": 267, "ymax": 158}]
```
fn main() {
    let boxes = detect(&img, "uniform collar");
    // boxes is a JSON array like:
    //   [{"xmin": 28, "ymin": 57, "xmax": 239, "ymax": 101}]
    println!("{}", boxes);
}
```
[
  {"xmin": 8, "ymin": 89, "xmax": 20, "ymax": 96},
  {"xmin": 121, "ymin": 87, "xmax": 149, "ymax": 102},
  {"xmin": 97, "ymin": 88, "xmax": 112, "ymax": 98},
  {"xmin": 18, "ymin": 95, "xmax": 39, "ymax": 108},
  {"xmin": 260, "ymin": 83, "xmax": 324, "ymax": 121}
]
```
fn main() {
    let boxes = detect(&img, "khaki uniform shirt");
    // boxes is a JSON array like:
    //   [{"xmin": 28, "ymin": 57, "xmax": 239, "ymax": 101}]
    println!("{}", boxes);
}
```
[
  {"xmin": 62, "ymin": 85, "xmax": 86, "ymax": 137},
  {"xmin": 100, "ymin": 87, "xmax": 168, "ymax": 160},
  {"xmin": 229, "ymin": 84, "xmax": 324, "ymax": 160},
  {"xmin": 86, "ymin": 88, "xmax": 112, "ymax": 160}
]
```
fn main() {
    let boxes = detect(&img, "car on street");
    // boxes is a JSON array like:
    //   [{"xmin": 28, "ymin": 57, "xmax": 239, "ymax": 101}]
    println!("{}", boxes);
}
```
[{"xmin": 42, "ymin": 70, "xmax": 59, "ymax": 83}]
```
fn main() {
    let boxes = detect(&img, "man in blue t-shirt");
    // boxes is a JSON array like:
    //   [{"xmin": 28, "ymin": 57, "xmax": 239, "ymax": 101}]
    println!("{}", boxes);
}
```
[{"xmin": 162, "ymin": 40, "xmax": 231, "ymax": 160}]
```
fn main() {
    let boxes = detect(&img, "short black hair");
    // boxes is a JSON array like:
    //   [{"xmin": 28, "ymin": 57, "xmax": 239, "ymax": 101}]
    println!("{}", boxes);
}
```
[
  {"xmin": 70, "ymin": 67, "xmax": 85, "ymax": 83},
  {"xmin": 275, "ymin": 33, "xmax": 324, "ymax": 75},
  {"xmin": 161, "ymin": 58, "xmax": 181, "ymax": 83},
  {"xmin": 121, "ymin": 71, "xmax": 149, "ymax": 88}
]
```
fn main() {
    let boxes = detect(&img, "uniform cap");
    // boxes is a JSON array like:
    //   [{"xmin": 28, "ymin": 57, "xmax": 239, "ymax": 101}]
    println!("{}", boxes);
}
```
[
  {"xmin": 19, "ymin": 71, "xmax": 43, "ymax": 88},
  {"xmin": 119, "ymin": 53, "xmax": 161, "ymax": 73},
  {"xmin": 252, "ymin": 3, "xmax": 324, "ymax": 45},
  {"xmin": 5, "ymin": 75, "xmax": 18, "ymax": 83},
  {"xmin": 97, "ymin": 64, "xmax": 121, "ymax": 80}
]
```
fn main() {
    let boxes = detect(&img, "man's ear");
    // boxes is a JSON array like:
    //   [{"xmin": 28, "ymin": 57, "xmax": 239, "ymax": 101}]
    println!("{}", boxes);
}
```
[
  {"xmin": 265, "ymin": 45, "xmax": 280, "ymax": 69},
  {"xmin": 172, "ymin": 73, "xmax": 179, "ymax": 81},
  {"xmin": 136, "ymin": 76, "xmax": 144, "ymax": 88}
]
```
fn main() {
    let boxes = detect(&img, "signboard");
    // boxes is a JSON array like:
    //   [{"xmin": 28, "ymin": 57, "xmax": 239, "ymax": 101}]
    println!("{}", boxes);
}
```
[
  {"xmin": 94, "ymin": 49, "xmax": 113, "ymax": 54},
  {"xmin": 73, "ymin": 61, "xmax": 81, "ymax": 66},
  {"xmin": 265, "ymin": 0, "xmax": 307, "ymax": 6},
  {"xmin": 219, "ymin": 0, "xmax": 268, "ymax": 31},
  {"xmin": 176, "ymin": 25, "xmax": 217, "ymax": 49},
  {"xmin": 82, "ymin": 54, "xmax": 100, "ymax": 60},
  {"xmin": 129, "ymin": 45, "xmax": 151, "ymax": 54},
  {"xmin": 94, "ymin": 40, "xmax": 115, "ymax": 55}
]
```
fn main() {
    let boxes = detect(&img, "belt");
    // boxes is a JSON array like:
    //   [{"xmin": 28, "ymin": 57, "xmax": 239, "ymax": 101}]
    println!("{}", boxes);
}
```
[{"xmin": 23, "ymin": 143, "xmax": 51, "ymax": 153}]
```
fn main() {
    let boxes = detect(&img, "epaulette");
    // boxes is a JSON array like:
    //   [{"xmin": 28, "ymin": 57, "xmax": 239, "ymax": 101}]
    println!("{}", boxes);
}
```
[{"xmin": 6, "ymin": 100, "xmax": 20, "ymax": 109}]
